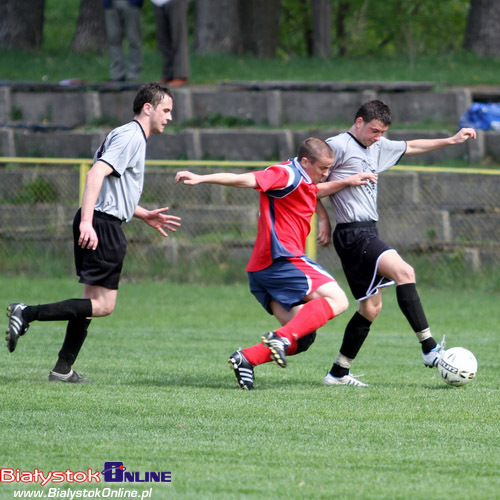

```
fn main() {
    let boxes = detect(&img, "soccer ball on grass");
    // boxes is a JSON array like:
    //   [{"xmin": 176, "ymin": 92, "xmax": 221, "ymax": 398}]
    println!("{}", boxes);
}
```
[{"xmin": 438, "ymin": 347, "xmax": 478, "ymax": 387}]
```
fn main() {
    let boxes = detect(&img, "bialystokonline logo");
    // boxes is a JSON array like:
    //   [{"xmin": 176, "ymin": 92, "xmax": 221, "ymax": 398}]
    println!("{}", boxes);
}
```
[
  {"xmin": 101, "ymin": 462, "xmax": 171, "ymax": 483},
  {"xmin": 1, "ymin": 463, "xmax": 171, "ymax": 486}
]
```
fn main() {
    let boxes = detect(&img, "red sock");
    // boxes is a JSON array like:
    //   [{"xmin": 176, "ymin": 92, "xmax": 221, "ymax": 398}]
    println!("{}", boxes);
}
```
[
  {"xmin": 277, "ymin": 297, "xmax": 334, "ymax": 344},
  {"xmin": 242, "ymin": 343, "xmax": 271, "ymax": 366}
]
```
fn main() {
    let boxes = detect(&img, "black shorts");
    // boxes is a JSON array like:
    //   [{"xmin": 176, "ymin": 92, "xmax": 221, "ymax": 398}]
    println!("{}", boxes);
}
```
[
  {"xmin": 73, "ymin": 209, "xmax": 127, "ymax": 290},
  {"xmin": 333, "ymin": 221, "xmax": 395, "ymax": 301}
]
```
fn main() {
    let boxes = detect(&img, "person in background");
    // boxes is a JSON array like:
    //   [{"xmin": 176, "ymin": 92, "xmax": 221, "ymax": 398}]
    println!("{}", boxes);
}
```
[
  {"xmin": 6, "ymin": 83, "xmax": 181, "ymax": 383},
  {"xmin": 151, "ymin": 0, "xmax": 190, "ymax": 86},
  {"xmin": 104, "ymin": 0, "xmax": 144, "ymax": 82}
]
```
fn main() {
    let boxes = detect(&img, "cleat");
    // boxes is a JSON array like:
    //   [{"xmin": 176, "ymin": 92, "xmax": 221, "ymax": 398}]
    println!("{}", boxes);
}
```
[
  {"xmin": 6, "ymin": 303, "xmax": 29, "ymax": 353},
  {"xmin": 422, "ymin": 335, "xmax": 446, "ymax": 368},
  {"xmin": 48, "ymin": 370, "xmax": 91, "ymax": 383},
  {"xmin": 324, "ymin": 372, "xmax": 369, "ymax": 387},
  {"xmin": 228, "ymin": 350, "xmax": 255, "ymax": 390},
  {"xmin": 261, "ymin": 331, "xmax": 290, "ymax": 368}
]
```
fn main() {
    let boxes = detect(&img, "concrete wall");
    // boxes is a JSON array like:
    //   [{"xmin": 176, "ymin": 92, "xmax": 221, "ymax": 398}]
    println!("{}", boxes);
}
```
[{"xmin": 1, "ymin": 82, "xmax": 498, "ymax": 163}]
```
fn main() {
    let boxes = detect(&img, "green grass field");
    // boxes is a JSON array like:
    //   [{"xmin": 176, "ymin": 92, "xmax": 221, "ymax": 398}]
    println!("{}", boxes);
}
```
[{"xmin": 0, "ymin": 276, "xmax": 498, "ymax": 500}]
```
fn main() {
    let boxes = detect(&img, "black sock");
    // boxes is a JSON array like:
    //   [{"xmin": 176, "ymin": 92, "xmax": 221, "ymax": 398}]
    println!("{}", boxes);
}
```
[
  {"xmin": 53, "ymin": 318, "xmax": 91, "ymax": 374},
  {"xmin": 331, "ymin": 312, "xmax": 371, "ymax": 377},
  {"xmin": 24, "ymin": 299, "xmax": 92, "ymax": 323},
  {"xmin": 420, "ymin": 337, "xmax": 437, "ymax": 354},
  {"xmin": 396, "ymin": 283, "xmax": 429, "ymax": 333},
  {"xmin": 396, "ymin": 284, "xmax": 437, "ymax": 353}
]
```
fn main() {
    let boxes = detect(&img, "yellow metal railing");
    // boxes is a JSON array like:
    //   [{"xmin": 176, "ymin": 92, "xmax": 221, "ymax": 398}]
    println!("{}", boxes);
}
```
[{"xmin": 2, "ymin": 156, "xmax": 500, "ymax": 263}]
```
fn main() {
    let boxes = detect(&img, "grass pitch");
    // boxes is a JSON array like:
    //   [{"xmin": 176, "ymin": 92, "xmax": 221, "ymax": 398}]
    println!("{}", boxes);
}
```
[{"xmin": 0, "ymin": 276, "xmax": 498, "ymax": 499}]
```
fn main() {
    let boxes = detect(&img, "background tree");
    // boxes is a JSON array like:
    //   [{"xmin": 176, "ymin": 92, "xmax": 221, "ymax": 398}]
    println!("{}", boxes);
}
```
[
  {"xmin": 194, "ymin": 0, "xmax": 280, "ymax": 57},
  {"xmin": 464, "ymin": 0, "xmax": 500, "ymax": 57},
  {"xmin": 194, "ymin": 0, "xmax": 241, "ymax": 54},
  {"xmin": 71, "ymin": 0, "xmax": 106, "ymax": 53},
  {"xmin": 0, "ymin": 0, "xmax": 45, "ymax": 50}
]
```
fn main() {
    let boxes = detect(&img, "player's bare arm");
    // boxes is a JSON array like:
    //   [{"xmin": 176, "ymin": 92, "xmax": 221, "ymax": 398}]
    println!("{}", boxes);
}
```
[
  {"xmin": 315, "ymin": 200, "xmax": 331, "ymax": 247},
  {"xmin": 405, "ymin": 127, "xmax": 477, "ymax": 156},
  {"xmin": 175, "ymin": 170, "xmax": 258, "ymax": 188},
  {"xmin": 79, "ymin": 161, "xmax": 113, "ymax": 250},
  {"xmin": 316, "ymin": 172, "xmax": 378, "ymax": 199},
  {"xmin": 134, "ymin": 206, "xmax": 182, "ymax": 238}
]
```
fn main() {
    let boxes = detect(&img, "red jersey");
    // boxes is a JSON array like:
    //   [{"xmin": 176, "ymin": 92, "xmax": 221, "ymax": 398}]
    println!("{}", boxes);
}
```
[{"xmin": 246, "ymin": 159, "xmax": 318, "ymax": 272}]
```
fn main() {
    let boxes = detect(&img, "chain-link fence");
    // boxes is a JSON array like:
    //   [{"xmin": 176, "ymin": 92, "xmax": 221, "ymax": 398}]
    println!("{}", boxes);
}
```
[{"xmin": 1, "ymin": 159, "xmax": 499, "ymax": 291}]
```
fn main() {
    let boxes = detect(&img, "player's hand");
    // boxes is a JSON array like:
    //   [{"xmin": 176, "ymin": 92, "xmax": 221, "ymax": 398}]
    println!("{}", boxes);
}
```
[
  {"xmin": 79, "ymin": 221, "xmax": 98, "ymax": 250},
  {"xmin": 175, "ymin": 171, "xmax": 201, "ymax": 185},
  {"xmin": 349, "ymin": 172, "xmax": 378, "ymax": 186},
  {"xmin": 143, "ymin": 207, "xmax": 181, "ymax": 237},
  {"xmin": 452, "ymin": 128, "xmax": 477, "ymax": 143},
  {"xmin": 317, "ymin": 217, "xmax": 331, "ymax": 247}
]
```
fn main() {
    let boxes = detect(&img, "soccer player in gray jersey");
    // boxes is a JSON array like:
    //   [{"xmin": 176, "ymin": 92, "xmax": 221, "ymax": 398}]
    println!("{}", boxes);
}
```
[
  {"xmin": 5, "ymin": 83, "xmax": 181, "ymax": 383},
  {"xmin": 319, "ymin": 100, "xmax": 476, "ymax": 386}
]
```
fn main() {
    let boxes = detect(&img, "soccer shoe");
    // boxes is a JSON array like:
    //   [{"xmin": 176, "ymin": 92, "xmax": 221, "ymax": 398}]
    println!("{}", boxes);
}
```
[
  {"xmin": 324, "ymin": 372, "xmax": 369, "ymax": 387},
  {"xmin": 48, "ymin": 370, "xmax": 91, "ymax": 383},
  {"xmin": 261, "ymin": 331, "xmax": 291, "ymax": 368},
  {"xmin": 6, "ymin": 303, "xmax": 29, "ymax": 353},
  {"xmin": 422, "ymin": 335, "xmax": 446, "ymax": 368},
  {"xmin": 228, "ymin": 350, "xmax": 255, "ymax": 390}
]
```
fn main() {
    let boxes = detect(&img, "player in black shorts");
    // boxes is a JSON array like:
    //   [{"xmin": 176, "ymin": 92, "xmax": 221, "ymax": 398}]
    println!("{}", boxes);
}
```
[
  {"xmin": 6, "ymin": 83, "xmax": 181, "ymax": 383},
  {"xmin": 319, "ymin": 100, "xmax": 476, "ymax": 386}
]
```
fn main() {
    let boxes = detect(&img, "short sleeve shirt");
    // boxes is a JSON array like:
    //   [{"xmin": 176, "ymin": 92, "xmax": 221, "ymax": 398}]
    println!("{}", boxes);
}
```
[
  {"xmin": 325, "ymin": 133, "xmax": 406, "ymax": 223},
  {"xmin": 94, "ymin": 120, "xmax": 147, "ymax": 222},
  {"xmin": 246, "ymin": 158, "xmax": 318, "ymax": 272}
]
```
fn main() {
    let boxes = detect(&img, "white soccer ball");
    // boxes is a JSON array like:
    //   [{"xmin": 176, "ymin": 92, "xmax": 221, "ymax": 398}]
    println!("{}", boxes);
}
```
[{"xmin": 438, "ymin": 347, "xmax": 478, "ymax": 387}]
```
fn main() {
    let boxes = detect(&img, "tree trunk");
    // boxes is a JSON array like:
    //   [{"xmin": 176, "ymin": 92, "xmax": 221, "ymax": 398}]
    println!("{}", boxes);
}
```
[
  {"xmin": 312, "ymin": 0, "xmax": 331, "ymax": 57},
  {"xmin": 239, "ymin": 0, "xmax": 281, "ymax": 58},
  {"xmin": 193, "ymin": 0, "xmax": 242, "ymax": 54},
  {"xmin": 464, "ymin": 0, "xmax": 500, "ymax": 57},
  {"xmin": 194, "ymin": 0, "xmax": 280, "ymax": 57},
  {"xmin": 334, "ymin": 1, "xmax": 350, "ymax": 56},
  {"xmin": 71, "ymin": 0, "xmax": 107, "ymax": 53},
  {"xmin": 0, "ymin": 0, "xmax": 45, "ymax": 50}
]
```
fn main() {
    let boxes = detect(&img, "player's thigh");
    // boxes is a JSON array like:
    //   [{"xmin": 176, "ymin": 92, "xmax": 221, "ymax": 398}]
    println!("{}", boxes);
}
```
[
  {"xmin": 377, "ymin": 249, "xmax": 415, "ymax": 284},
  {"xmin": 270, "ymin": 301, "xmax": 304, "ymax": 326},
  {"xmin": 83, "ymin": 284, "xmax": 118, "ymax": 317}
]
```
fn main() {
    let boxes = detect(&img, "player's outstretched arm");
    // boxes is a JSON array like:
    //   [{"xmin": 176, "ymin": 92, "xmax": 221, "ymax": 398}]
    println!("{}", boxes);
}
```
[
  {"xmin": 134, "ymin": 206, "xmax": 182, "ymax": 237},
  {"xmin": 405, "ymin": 128, "xmax": 477, "ymax": 156},
  {"xmin": 175, "ymin": 170, "xmax": 257, "ymax": 188},
  {"xmin": 316, "ymin": 172, "xmax": 378, "ymax": 198}
]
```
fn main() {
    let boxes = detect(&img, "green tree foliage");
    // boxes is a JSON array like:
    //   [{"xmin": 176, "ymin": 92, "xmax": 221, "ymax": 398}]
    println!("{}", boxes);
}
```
[{"xmin": 280, "ymin": 0, "xmax": 470, "ymax": 57}]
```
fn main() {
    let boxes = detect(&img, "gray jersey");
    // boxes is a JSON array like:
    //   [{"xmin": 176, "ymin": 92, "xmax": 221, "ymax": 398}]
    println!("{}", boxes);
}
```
[
  {"xmin": 94, "ymin": 120, "xmax": 147, "ymax": 222},
  {"xmin": 326, "ymin": 133, "xmax": 406, "ymax": 223}
]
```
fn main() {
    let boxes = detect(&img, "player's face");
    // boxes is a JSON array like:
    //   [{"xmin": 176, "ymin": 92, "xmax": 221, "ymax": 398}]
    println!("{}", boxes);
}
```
[
  {"xmin": 149, "ymin": 96, "xmax": 174, "ymax": 134},
  {"xmin": 356, "ymin": 118, "xmax": 389, "ymax": 147},
  {"xmin": 303, "ymin": 156, "xmax": 334, "ymax": 184}
]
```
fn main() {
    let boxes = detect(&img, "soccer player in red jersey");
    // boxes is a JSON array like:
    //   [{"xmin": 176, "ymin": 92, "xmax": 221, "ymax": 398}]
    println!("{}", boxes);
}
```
[{"xmin": 176, "ymin": 137, "xmax": 376, "ymax": 389}]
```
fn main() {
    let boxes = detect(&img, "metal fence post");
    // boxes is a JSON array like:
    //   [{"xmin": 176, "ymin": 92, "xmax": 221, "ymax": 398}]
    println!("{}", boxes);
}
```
[
  {"xmin": 306, "ymin": 213, "xmax": 317, "ymax": 261},
  {"xmin": 79, "ymin": 162, "xmax": 91, "ymax": 205}
]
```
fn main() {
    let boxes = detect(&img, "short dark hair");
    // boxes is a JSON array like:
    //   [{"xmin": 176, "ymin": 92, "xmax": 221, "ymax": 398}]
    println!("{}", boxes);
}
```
[
  {"xmin": 133, "ymin": 82, "xmax": 174, "ymax": 115},
  {"xmin": 355, "ymin": 100, "xmax": 392, "ymax": 126},
  {"xmin": 297, "ymin": 137, "xmax": 334, "ymax": 163}
]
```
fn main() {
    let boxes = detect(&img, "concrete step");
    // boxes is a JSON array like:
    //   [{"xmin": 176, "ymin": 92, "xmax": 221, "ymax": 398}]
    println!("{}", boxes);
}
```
[{"xmin": 1, "ymin": 81, "xmax": 499, "ymax": 163}]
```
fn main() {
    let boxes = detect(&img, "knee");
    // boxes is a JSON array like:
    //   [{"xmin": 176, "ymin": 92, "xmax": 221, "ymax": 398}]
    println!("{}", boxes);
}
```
[
  {"xmin": 325, "ymin": 291, "xmax": 349, "ymax": 317},
  {"xmin": 101, "ymin": 306, "xmax": 115, "ymax": 317},
  {"xmin": 360, "ymin": 301, "xmax": 382, "ymax": 322},
  {"xmin": 396, "ymin": 263, "xmax": 416, "ymax": 284},
  {"xmin": 90, "ymin": 301, "xmax": 115, "ymax": 318},
  {"xmin": 295, "ymin": 331, "xmax": 317, "ymax": 354}
]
